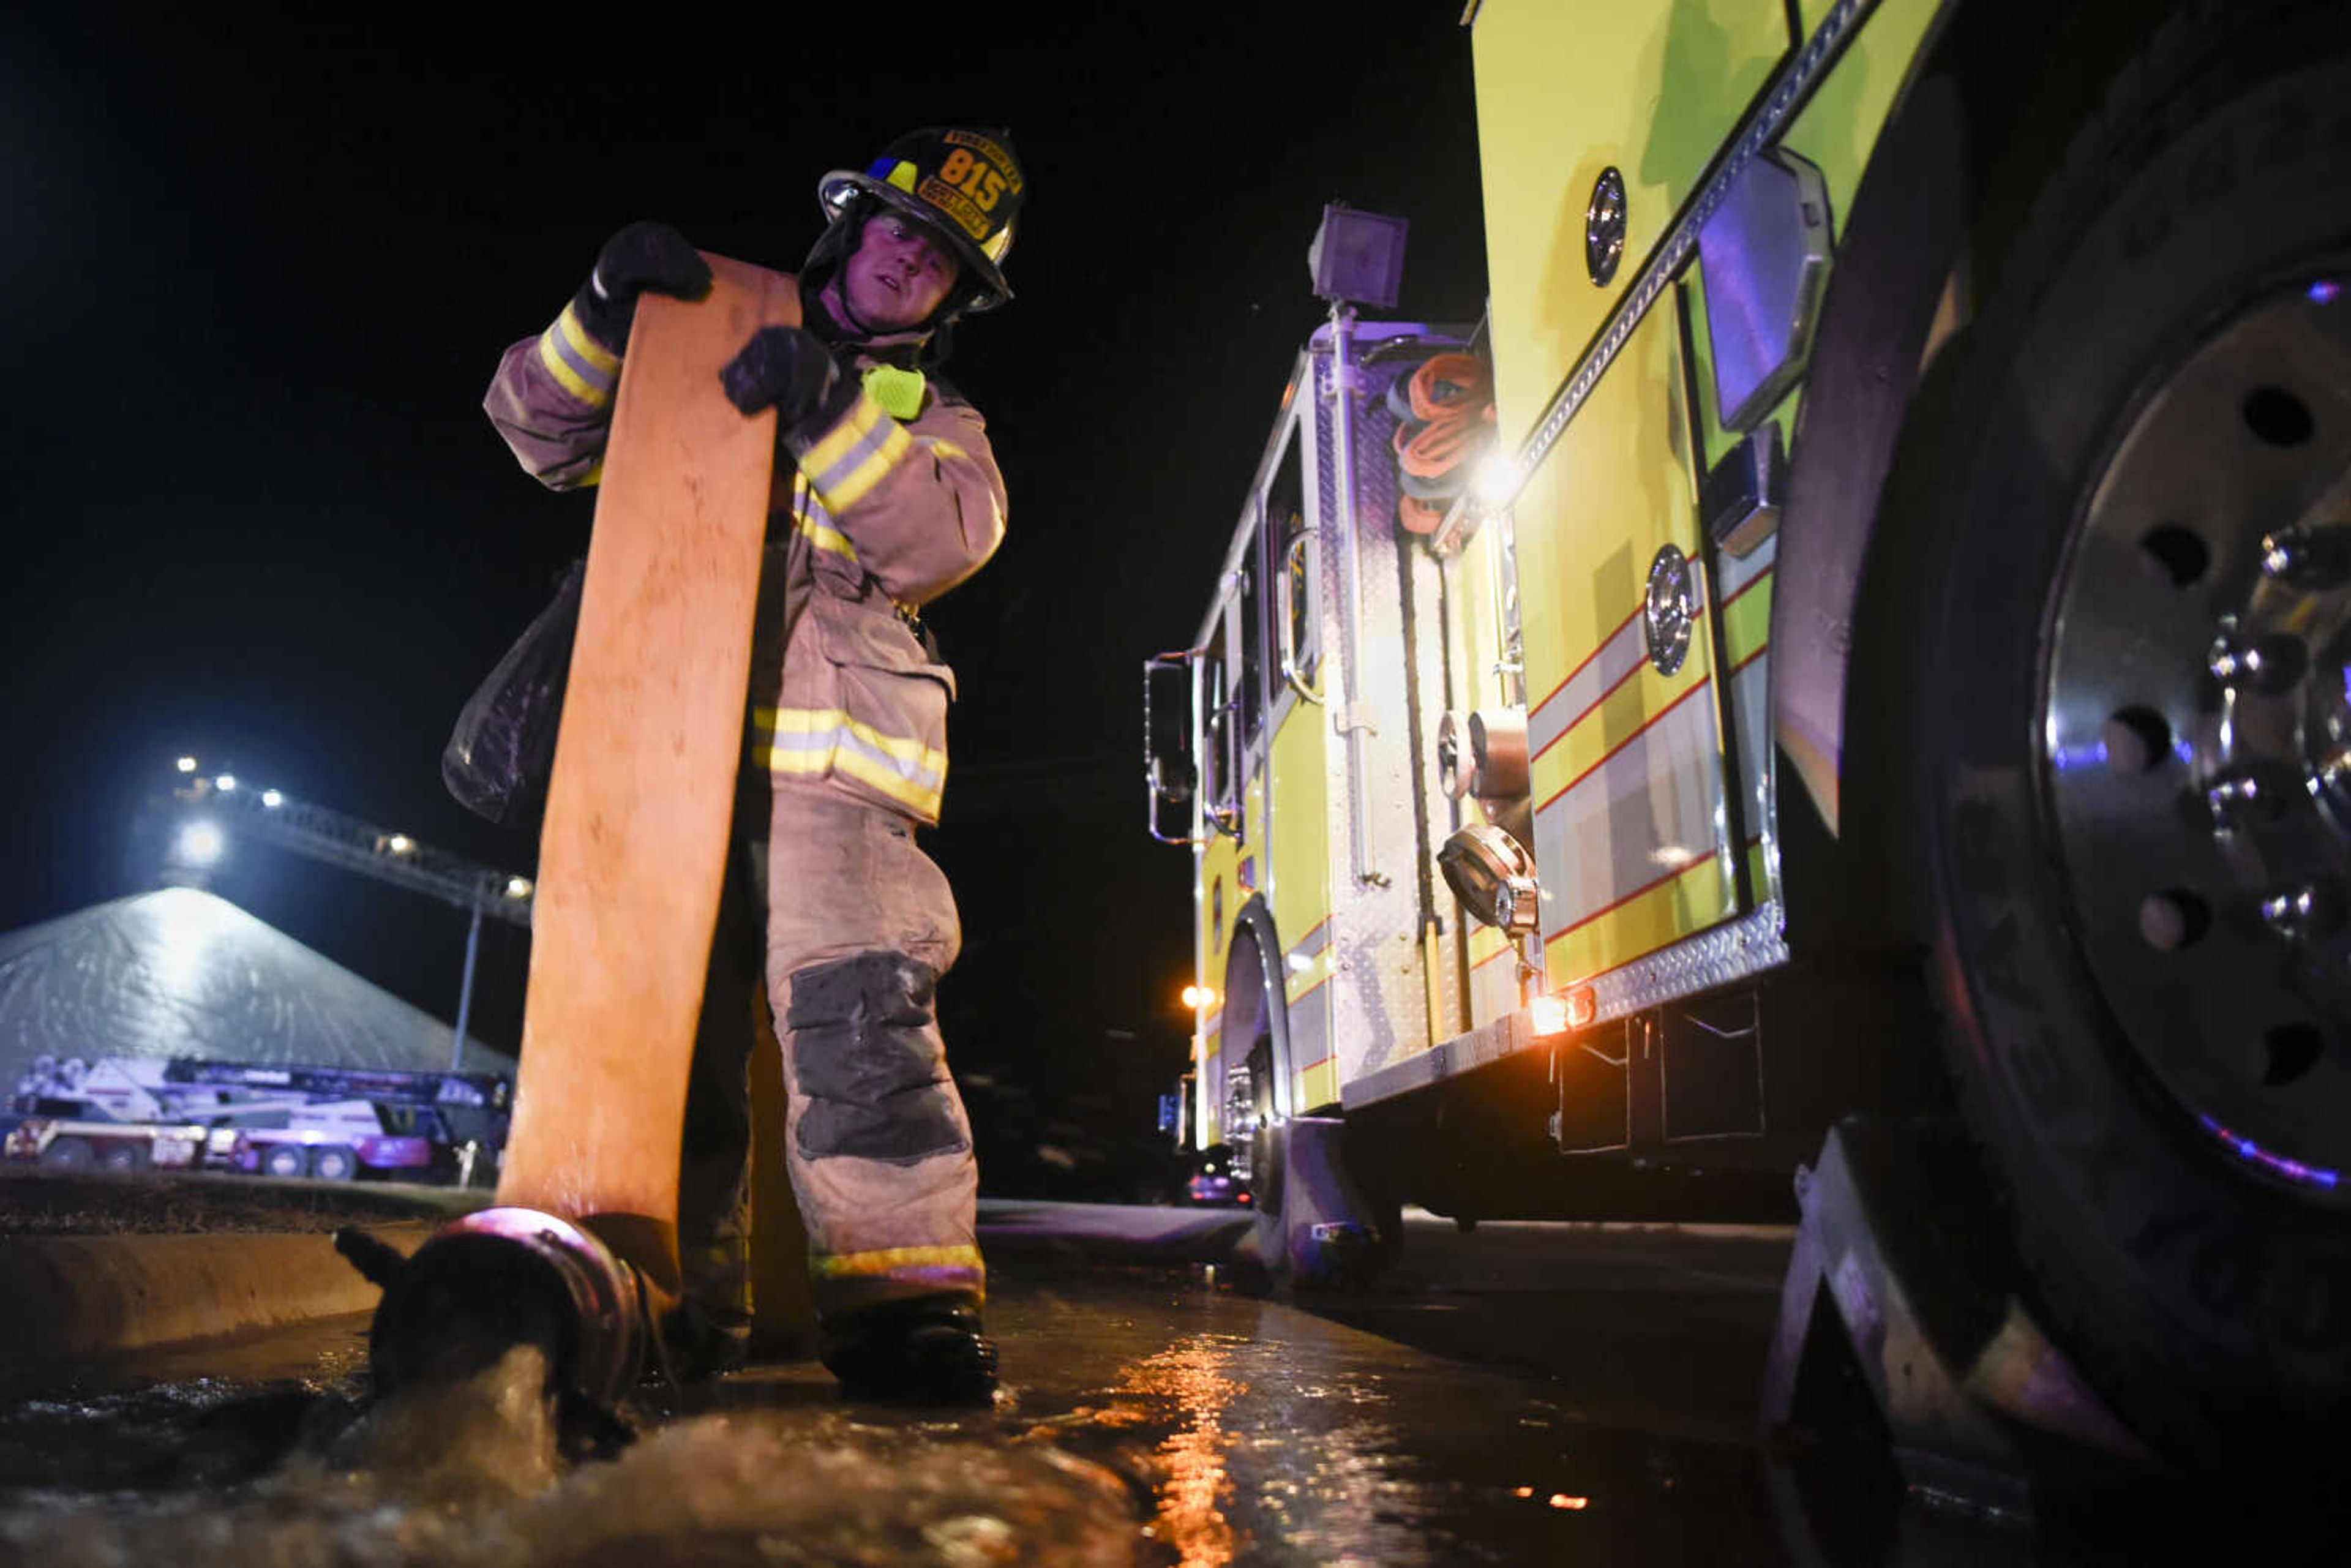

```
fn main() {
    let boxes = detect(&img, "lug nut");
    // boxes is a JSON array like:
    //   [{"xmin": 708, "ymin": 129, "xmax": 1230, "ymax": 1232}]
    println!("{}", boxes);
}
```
[
  {"xmin": 2317, "ymin": 746, "xmax": 2351, "ymax": 798},
  {"xmin": 2261, "ymin": 523, "xmax": 2349, "ymax": 590},
  {"xmin": 2208, "ymin": 629, "xmax": 2308, "ymax": 695},
  {"xmin": 2207, "ymin": 767, "xmax": 2292, "ymax": 824},
  {"xmin": 2259, "ymin": 882, "xmax": 2344, "ymax": 943}
]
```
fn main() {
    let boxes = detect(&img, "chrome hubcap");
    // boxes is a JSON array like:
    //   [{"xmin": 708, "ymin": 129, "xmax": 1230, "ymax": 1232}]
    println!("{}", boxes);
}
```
[
  {"xmin": 1224, "ymin": 1063, "xmax": 1259, "ymax": 1184},
  {"xmin": 2042, "ymin": 276, "xmax": 2351, "ymax": 1191}
]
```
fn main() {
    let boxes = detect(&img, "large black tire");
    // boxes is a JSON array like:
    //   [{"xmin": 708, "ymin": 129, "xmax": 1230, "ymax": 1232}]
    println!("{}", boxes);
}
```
[
  {"xmin": 39, "ymin": 1136, "xmax": 94, "ymax": 1170},
  {"xmin": 98, "ymin": 1140, "xmax": 149, "ymax": 1172},
  {"xmin": 1911, "ymin": 2, "xmax": 2351, "ymax": 1471}
]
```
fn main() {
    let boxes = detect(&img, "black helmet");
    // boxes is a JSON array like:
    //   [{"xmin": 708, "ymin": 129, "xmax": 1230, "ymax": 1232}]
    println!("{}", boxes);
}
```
[{"xmin": 816, "ymin": 127, "xmax": 1024, "ymax": 314}]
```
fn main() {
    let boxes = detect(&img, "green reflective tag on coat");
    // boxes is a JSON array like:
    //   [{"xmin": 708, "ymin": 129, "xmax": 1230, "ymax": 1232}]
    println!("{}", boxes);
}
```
[{"xmin": 862, "ymin": 364, "xmax": 926, "ymax": 420}]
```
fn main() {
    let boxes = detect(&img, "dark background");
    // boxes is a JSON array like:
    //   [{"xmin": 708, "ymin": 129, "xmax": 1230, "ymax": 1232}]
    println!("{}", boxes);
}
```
[{"xmin": 0, "ymin": 8, "xmax": 1488, "ymax": 1197}]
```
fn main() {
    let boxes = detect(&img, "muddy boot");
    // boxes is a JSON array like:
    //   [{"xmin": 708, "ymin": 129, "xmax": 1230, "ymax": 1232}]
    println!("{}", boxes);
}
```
[{"xmin": 820, "ymin": 1297, "xmax": 997, "ymax": 1406}]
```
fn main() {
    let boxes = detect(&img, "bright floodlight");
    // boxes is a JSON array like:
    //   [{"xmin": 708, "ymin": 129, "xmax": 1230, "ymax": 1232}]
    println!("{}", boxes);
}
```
[
  {"xmin": 214, "ymin": 774, "xmax": 237, "ymax": 792},
  {"xmin": 1473, "ymin": 449, "xmax": 1523, "ymax": 509},
  {"xmin": 504, "ymin": 876, "xmax": 534, "ymax": 899},
  {"xmin": 385, "ymin": 834, "xmax": 414, "ymax": 855},
  {"xmin": 174, "ymin": 820, "xmax": 225, "ymax": 868},
  {"xmin": 1308, "ymin": 202, "xmax": 1408, "ymax": 309},
  {"xmin": 261, "ymin": 789, "xmax": 283, "ymax": 808},
  {"xmin": 175, "ymin": 756, "xmax": 198, "ymax": 773}
]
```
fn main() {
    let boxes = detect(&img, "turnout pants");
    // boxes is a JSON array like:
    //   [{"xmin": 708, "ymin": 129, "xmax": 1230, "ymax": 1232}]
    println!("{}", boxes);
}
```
[{"xmin": 678, "ymin": 782, "xmax": 983, "ymax": 1337}]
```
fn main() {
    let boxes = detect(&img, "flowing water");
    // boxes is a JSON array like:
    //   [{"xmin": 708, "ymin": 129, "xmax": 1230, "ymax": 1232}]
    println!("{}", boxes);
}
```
[{"xmin": 0, "ymin": 1336, "xmax": 1137, "ymax": 1567}]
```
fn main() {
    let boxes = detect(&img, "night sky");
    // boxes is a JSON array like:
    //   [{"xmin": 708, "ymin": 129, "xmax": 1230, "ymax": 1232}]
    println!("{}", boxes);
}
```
[{"xmin": 1, "ymin": 9, "xmax": 1488, "ymax": 1193}]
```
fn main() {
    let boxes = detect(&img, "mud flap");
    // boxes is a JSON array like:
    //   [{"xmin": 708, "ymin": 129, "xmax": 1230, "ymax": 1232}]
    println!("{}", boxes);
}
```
[
  {"xmin": 1760, "ymin": 1118, "xmax": 2159, "ymax": 1523},
  {"xmin": 1243, "ymin": 1116, "xmax": 1385, "ymax": 1291}
]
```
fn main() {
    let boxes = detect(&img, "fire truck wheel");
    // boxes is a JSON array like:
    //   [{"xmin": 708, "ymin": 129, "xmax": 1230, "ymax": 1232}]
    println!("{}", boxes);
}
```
[
  {"xmin": 38, "ymin": 1136, "xmax": 94, "ymax": 1170},
  {"xmin": 1908, "ymin": 2, "xmax": 2351, "ymax": 1474},
  {"xmin": 98, "ymin": 1141, "xmax": 149, "ymax": 1172},
  {"xmin": 261, "ymin": 1145, "xmax": 308, "ymax": 1180},
  {"xmin": 310, "ymin": 1145, "xmax": 360, "ymax": 1182}
]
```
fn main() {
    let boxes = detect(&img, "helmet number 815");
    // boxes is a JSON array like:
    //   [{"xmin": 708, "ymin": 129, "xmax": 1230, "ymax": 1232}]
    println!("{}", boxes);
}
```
[{"xmin": 936, "ymin": 148, "xmax": 1006, "ymax": 211}]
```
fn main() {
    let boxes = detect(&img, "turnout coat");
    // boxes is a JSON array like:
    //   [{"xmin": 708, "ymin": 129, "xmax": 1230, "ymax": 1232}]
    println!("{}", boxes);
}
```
[{"xmin": 482, "ymin": 276, "xmax": 1008, "ymax": 826}]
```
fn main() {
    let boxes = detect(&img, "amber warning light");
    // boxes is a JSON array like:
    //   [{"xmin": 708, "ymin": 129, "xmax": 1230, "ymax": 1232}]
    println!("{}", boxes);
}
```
[{"xmin": 1530, "ymin": 986, "xmax": 1598, "ymax": 1037}]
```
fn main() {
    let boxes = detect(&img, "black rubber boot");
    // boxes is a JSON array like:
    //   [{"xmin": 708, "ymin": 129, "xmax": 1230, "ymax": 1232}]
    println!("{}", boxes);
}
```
[
  {"xmin": 821, "ymin": 1297, "xmax": 997, "ymax": 1406},
  {"xmin": 666, "ymin": 1235, "xmax": 752, "ymax": 1382},
  {"xmin": 662, "ymin": 1297, "xmax": 752, "ymax": 1383}
]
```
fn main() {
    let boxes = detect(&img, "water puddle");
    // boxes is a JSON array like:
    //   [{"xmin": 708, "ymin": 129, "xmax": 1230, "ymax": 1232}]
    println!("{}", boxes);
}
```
[
  {"xmin": 1014, "ymin": 1325, "xmax": 1501, "ymax": 1567},
  {"xmin": 1101, "ymin": 1331, "xmax": 1437, "ymax": 1568}
]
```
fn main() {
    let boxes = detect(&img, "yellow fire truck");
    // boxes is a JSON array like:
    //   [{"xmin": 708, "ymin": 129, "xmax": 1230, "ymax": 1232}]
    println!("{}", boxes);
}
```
[{"xmin": 1144, "ymin": 0, "xmax": 2349, "ymax": 1472}]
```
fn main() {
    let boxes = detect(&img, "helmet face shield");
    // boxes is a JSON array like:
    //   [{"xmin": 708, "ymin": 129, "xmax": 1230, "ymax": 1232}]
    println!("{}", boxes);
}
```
[{"xmin": 817, "ymin": 127, "xmax": 1024, "ymax": 313}]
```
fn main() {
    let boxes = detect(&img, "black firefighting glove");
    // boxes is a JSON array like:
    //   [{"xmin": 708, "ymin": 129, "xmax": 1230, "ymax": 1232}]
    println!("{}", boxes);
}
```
[
  {"xmin": 719, "ymin": 325, "xmax": 858, "ymax": 435},
  {"xmin": 572, "ymin": 220, "xmax": 713, "ymax": 354}
]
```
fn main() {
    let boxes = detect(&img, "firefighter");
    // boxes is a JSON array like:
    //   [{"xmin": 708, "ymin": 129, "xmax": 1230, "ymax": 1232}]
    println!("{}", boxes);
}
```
[{"xmin": 482, "ymin": 127, "xmax": 1024, "ymax": 1405}]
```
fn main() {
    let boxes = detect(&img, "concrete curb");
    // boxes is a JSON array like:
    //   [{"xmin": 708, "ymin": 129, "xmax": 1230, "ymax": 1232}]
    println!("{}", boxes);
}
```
[
  {"xmin": 0, "ymin": 1222, "xmax": 430, "ymax": 1366},
  {"xmin": 0, "ymin": 1200, "xmax": 1254, "ymax": 1373}
]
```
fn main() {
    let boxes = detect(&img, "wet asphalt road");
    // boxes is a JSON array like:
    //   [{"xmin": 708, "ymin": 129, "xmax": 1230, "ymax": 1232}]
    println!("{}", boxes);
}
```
[{"xmin": 0, "ymin": 1207, "xmax": 2279, "ymax": 1566}]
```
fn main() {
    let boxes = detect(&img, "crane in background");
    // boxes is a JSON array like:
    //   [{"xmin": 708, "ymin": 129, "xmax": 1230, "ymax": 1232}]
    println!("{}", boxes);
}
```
[{"xmin": 159, "ymin": 756, "xmax": 534, "ymax": 1067}]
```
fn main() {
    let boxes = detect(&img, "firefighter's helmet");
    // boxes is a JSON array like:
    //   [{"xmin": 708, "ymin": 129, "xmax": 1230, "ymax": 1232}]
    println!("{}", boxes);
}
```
[{"xmin": 816, "ymin": 127, "xmax": 1025, "ymax": 315}]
